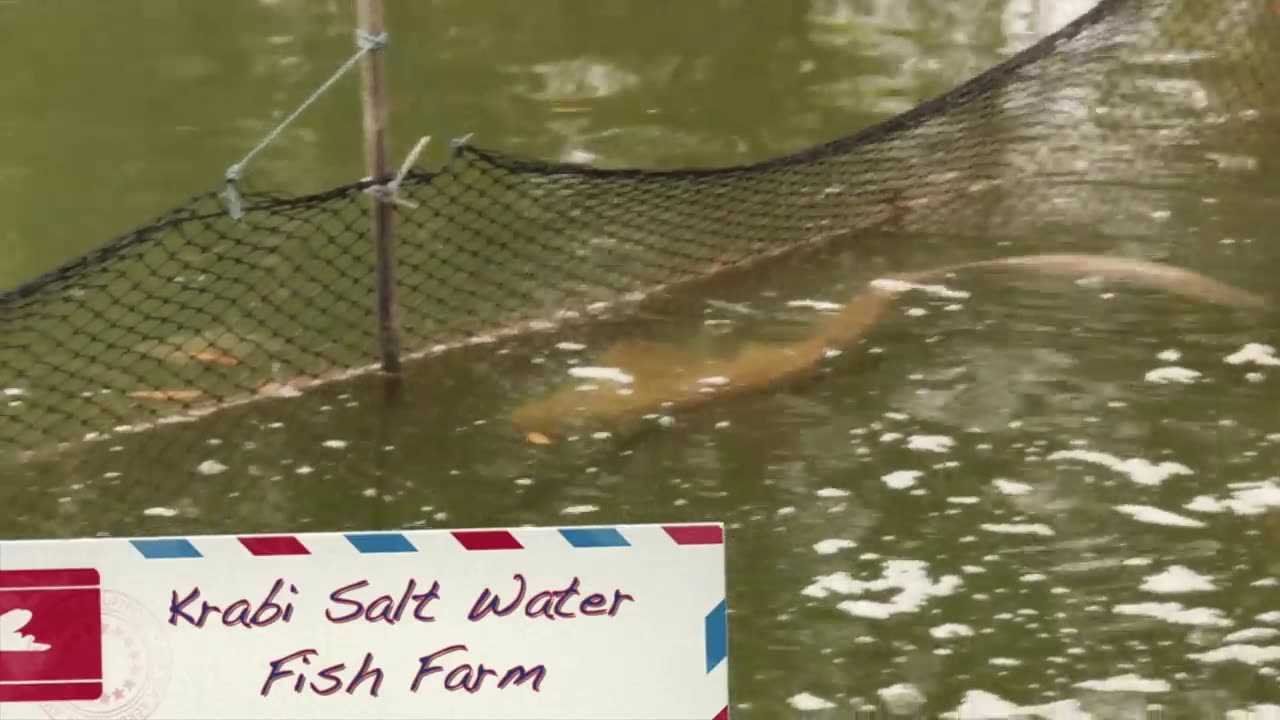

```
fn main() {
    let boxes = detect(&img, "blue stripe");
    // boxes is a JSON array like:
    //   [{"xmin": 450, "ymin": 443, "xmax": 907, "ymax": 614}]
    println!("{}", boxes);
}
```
[
  {"xmin": 558, "ymin": 527, "xmax": 630, "ymax": 548},
  {"xmin": 130, "ymin": 538, "xmax": 202, "ymax": 559},
  {"xmin": 705, "ymin": 599, "xmax": 727, "ymax": 673},
  {"xmin": 345, "ymin": 533, "xmax": 416, "ymax": 553}
]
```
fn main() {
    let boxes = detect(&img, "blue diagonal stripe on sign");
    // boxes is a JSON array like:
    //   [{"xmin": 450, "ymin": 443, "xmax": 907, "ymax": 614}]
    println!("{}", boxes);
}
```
[
  {"xmin": 345, "ymin": 532, "xmax": 417, "ymax": 553},
  {"xmin": 558, "ymin": 527, "xmax": 631, "ymax": 548},
  {"xmin": 705, "ymin": 598, "xmax": 728, "ymax": 673},
  {"xmin": 130, "ymin": 538, "xmax": 203, "ymax": 559}
]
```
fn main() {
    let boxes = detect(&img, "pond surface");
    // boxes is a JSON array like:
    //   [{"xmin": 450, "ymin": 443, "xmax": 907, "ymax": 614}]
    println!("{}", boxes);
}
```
[{"xmin": 3, "ymin": 0, "xmax": 1280, "ymax": 717}]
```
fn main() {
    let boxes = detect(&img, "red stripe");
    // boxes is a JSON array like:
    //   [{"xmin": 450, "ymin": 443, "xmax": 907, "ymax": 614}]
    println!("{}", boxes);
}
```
[
  {"xmin": 0, "ymin": 568, "xmax": 100, "ymax": 588},
  {"xmin": 452, "ymin": 530, "xmax": 523, "ymax": 551},
  {"xmin": 713, "ymin": 707, "xmax": 729, "ymax": 720},
  {"xmin": 664, "ymin": 525, "xmax": 724, "ymax": 545},
  {"xmin": 238, "ymin": 536, "xmax": 310, "ymax": 556},
  {"xmin": 0, "ymin": 681, "xmax": 103, "ymax": 702}
]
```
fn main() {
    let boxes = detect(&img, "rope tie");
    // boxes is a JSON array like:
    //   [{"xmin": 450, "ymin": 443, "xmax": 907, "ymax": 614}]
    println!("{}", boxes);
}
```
[{"xmin": 364, "ymin": 136, "xmax": 431, "ymax": 210}]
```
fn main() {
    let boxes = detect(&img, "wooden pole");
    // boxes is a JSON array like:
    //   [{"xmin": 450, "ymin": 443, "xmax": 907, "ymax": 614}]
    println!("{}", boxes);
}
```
[{"xmin": 356, "ymin": 0, "xmax": 402, "ymax": 381}]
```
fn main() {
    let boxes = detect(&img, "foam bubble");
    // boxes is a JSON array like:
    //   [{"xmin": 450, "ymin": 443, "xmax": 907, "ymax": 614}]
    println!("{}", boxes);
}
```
[{"xmin": 1114, "ymin": 504, "xmax": 1205, "ymax": 528}]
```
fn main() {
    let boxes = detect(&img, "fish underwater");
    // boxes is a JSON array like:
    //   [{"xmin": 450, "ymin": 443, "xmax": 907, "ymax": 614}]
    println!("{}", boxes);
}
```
[{"xmin": 509, "ymin": 253, "xmax": 1271, "ymax": 438}]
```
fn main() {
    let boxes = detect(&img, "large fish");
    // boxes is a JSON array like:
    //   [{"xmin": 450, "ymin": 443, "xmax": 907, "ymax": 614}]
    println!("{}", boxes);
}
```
[{"xmin": 509, "ymin": 254, "xmax": 1270, "ymax": 437}]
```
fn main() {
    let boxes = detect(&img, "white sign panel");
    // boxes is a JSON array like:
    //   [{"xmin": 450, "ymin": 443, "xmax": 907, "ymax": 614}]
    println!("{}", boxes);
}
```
[{"xmin": 0, "ymin": 523, "xmax": 729, "ymax": 720}]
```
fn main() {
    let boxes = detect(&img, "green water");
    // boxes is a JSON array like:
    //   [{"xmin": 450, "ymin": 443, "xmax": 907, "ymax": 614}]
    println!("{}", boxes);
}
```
[{"xmin": 4, "ymin": 0, "xmax": 1280, "ymax": 717}]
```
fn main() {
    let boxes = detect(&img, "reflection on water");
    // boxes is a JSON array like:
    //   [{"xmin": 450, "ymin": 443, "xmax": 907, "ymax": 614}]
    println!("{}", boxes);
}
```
[
  {"xmin": 511, "ymin": 59, "xmax": 642, "ymax": 102},
  {"xmin": 1002, "ymin": 0, "xmax": 1101, "ymax": 54},
  {"xmin": 4, "ymin": 0, "xmax": 1280, "ymax": 716}
]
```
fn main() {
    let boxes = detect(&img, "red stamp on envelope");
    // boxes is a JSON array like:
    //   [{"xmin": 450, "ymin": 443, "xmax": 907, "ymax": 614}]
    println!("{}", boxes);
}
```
[{"xmin": 0, "ymin": 569, "xmax": 103, "ymax": 703}]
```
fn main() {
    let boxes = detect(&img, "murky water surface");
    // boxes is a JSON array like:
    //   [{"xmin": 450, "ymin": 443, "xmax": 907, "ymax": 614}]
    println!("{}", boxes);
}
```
[{"xmin": 3, "ymin": 1, "xmax": 1280, "ymax": 716}]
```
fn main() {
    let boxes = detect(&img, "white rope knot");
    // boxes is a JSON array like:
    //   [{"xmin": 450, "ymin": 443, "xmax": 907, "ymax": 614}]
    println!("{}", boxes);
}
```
[
  {"xmin": 363, "ymin": 136, "xmax": 430, "ymax": 210},
  {"xmin": 356, "ymin": 30, "xmax": 388, "ymax": 51}
]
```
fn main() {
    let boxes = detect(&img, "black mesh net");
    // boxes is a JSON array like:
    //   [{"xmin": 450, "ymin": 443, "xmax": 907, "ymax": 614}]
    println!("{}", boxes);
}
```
[{"xmin": 4, "ymin": 0, "xmax": 1278, "ymax": 466}]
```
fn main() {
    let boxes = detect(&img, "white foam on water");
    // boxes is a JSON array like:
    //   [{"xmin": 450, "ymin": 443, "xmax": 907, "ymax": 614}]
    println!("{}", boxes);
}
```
[
  {"xmin": 816, "ymin": 487, "xmax": 851, "ymax": 498},
  {"xmin": 992, "ymin": 478, "xmax": 1032, "ymax": 495},
  {"xmin": 943, "ymin": 691, "xmax": 1020, "ymax": 718},
  {"xmin": 1254, "ymin": 578, "xmax": 1280, "ymax": 588},
  {"xmin": 1225, "ymin": 342, "xmax": 1280, "ymax": 366},
  {"xmin": 881, "ymin": 469, "xmax": 922, "ymax": 489},
  {"xmin": 981, "ymin": 523, "xmax": 1055, "ymax": 536},
  {"xmin": 1047, "ymin": 449, "xmax": 1192, "ymax": 486},
  {"xmin": 907, "ymin": 434, "xmax": 955, "ymax": 452},
  {"xmin": 1114, "ymin": 504, "xmax": 1205, "ymax": 528},
  {"xmin": 560, "ymin": 505, "xmax": 599, "ymax": 515},
  {"xmin": 786, "ymin": 692, "xmax": 836, "ymax": 711},
  {"xmin": 3, "ymin": 387, "xmax": 25, "ymax": 397},
  {"xmin": 568, "ymin": 366, "xmax": 634, "ymax": 384},
  {"xmin": 555, "ymin": 341, "xmax": 586, "ymax": 351},
  {"xmin": 802, "ymin": 560, "xmax": 962, "ymax": 620},
  {"xmin": 1189, "ymin": 644, "xmax": 1280, "ymax": 665},
  {"xmin": 942, "ymin": 691, "xmax": 1088, "ymax": 719},
  {"xmin": 1258, "ymin": 611, "xmax": 1280, "ymax": 624},
  {"xmin": 321, "ymin": 439, "xmax": 347, "ymax": 449},
  {"xmin": 930, "ymin": 623, "xmax": 975, "ymax": 639},
  {"xmin": 196, "ymin": 459, "xmax": 228, "ymax": 476},
  {"xmin": 1157, "ymin": 348, "xmax": 1181, "ymax": 362},
  {"xmin": 786, "ymin": 299, "xmax": 842, "ymax": 311},
  {"xmin": 947, "ymin": 496, "xmax": 980, "ymax": 505},
  {"xmin": 1224, "ymin": 628, "xmax": 1280, "ymax": 644},
  {"xmin": 800, "ymin": 573, "xmax": 859, "ymax": 599},
  {"xmin": 142, "ymin": 507, "xmax": 178, "ymax": 518},
  {"xmin": 697, "ymin": 376, "xmax": 730, "ymax": 386},
  {"xmin": 1074, "ymin": 673, "xmax": 1171, "ymax": 693},
  {"xmin": 1141, "ymin": 565, "xmax": 1217, "ymax": 594},
  {"xmin": 1113, "ymin": 601, "xmax": 1232, "ymax": 627},
  {"xmin": 812, "ymin": 538, "xmax": 855, "ymax": 555},
  {"xmin": 877, "ymin": 683, "xmax": 925, "ymax": 715},
  {"xmin": 1184, "ymin": 480, "xmax": 1280, "ymax": 516},
  {"xmin": 869, "ymin": 277, "xmax": 971, "ymax": 300},
  {"xmin": 1144, "ymin": 366, "xmax": 1201, "ymax": 384}
]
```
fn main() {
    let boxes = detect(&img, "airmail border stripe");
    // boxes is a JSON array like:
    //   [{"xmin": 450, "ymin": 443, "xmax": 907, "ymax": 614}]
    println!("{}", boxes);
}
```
[
  {"xmin": 239, "ymin": 535, "xmax": 310, "ymax": 556},
  {"xmin": 665, "ymin": 524, "xmax": 724, "ymax": 545},
  {"xmin": 705, "ymin": 598, "xmax": 728, "ymax": 673},
  {"xmin": 126, "ymin": 524, "xmax": 723, "ymax": 558}
]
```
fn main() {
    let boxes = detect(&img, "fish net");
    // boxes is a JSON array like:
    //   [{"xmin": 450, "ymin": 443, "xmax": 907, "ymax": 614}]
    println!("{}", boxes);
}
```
[{"xmin": 3, "ymin": 0, "xmax": 1278, "ymax": 465}]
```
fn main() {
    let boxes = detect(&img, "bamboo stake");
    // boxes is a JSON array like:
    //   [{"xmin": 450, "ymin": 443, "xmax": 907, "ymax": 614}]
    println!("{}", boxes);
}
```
[{"xmin": 356, "ymin": 0, "xmax": 403, "ymax": 381}]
